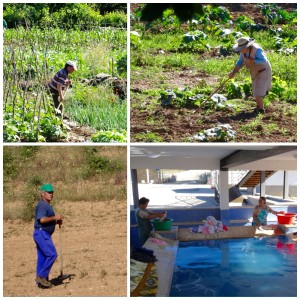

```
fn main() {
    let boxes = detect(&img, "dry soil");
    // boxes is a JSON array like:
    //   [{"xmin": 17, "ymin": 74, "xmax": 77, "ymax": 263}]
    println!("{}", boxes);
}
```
[{"xmin": 3, "ymin": 200, "xmax": 127, "ymax": 296}]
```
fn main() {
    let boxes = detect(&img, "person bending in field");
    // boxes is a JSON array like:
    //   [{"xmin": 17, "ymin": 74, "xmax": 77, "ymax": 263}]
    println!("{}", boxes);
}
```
[
  {"xmin": 48, "ymin": 60, "xmax": 77, "ymax": 111},
  {"xmin": 228, "ymin": 37, "xmax": 272, "ymax": 115},
  {"xmin": 135, "ymin": 197, "xmax": 165, "ymax": 246},
  {"xmin": 33, "ymin": 184, "xmax": 63, "ymax": 288}
]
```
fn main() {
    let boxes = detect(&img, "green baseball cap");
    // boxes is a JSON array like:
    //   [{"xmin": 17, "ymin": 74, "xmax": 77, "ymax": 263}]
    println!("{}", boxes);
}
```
[{"xmin": 40, "ymin": 183, "xmax": 54, "ymax": 192}]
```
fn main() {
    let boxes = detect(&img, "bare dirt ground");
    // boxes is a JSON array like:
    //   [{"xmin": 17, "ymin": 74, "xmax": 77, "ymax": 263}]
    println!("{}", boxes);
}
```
[{"xmin": 3, "ymin": 200, "xmax": 127, "ymax": 296}]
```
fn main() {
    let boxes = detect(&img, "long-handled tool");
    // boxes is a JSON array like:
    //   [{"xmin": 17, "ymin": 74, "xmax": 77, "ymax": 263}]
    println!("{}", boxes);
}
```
[
  {"xmin": 208, "ymin": 78, "xmax": 230, "ymax": 99},
  {"xmin": 57, "ymin": 86, "xmax": 69, "ymax": 121},
  {"xmin": 201, "ymin": 78, "xmax": 230, "ymax": 106},
  {"xmin": 57, "ymin": 224, "xmax": 74, "ymax": 282},
  {"xmin": 59, "ymin": 224, "xmax": 64, "ymax": 278}
]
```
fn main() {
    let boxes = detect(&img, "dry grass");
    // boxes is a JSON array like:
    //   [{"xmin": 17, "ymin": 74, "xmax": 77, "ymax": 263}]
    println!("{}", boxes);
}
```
[{"xmin": 3, "ymin": 146, "xmax": 127, "ymax": 220}]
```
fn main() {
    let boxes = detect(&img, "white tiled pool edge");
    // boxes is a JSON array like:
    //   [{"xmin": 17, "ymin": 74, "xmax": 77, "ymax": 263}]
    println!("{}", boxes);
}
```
[{"xmin": 143, "ymin": 239, "xmax": 179, "ymax": 297}]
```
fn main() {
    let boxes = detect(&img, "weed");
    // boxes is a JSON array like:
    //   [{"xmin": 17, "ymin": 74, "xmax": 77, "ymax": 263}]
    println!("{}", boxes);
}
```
[
  {"xmin": 91, "ymin": 130, "xmax": 127, "ymax": 143},
  {"xmin": 134, "ymin": 132, "xmax": 164, "ymax": 142}
]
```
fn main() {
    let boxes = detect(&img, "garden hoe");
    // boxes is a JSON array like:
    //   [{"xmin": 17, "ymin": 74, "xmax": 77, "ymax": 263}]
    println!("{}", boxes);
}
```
[
  {"xmin": 202, "ymin": 78, "xmax": 230, "ymax": 106},
  {"xmin": 56, "ymin": 86, "xmax": 69, "ymax": 122},
  {"xmin": 58, "ymin": 224, "xmax": 72, "ymax": 281}
]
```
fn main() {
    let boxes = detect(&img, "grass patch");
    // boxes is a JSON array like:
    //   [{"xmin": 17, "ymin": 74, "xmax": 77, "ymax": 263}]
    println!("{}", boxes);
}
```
[
  {"xmin": 3, "ymin": 146, "xmax": 127, "ymax": 221},
  {"xmin": 65, "ymin": 84, "xmax": 127, "ymax": 131}
]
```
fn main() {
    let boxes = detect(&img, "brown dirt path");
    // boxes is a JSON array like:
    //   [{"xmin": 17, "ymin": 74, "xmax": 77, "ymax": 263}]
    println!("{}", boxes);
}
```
[{"xmin": 3, "ymin": 200, "xmax": 127, "ymax": 296}]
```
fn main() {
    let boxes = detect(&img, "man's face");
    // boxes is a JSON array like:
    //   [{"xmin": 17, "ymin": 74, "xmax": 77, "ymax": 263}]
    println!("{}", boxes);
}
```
[
  {"xmin": 41, "ymin": 191, "xmax": 54, "ymax": 202},
  {"xmin": 67, "ymin": 66, "xmax": 75, "ymax": 74}
]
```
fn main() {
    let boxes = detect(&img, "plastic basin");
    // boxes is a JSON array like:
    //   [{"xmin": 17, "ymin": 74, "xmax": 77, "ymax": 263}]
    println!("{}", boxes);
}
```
[
  {"xmin": 277, "ymin": 213, "xmax": 296, "ymax": 225},
  {"xmin": 151, "ymin": 218, "xmax": 173, "ymax": 231}
]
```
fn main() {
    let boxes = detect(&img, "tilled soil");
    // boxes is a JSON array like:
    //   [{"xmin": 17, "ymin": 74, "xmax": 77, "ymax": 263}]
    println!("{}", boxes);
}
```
[
  {"xmin": 131, "ymin": 98, "xmax": 296, "ymax": 142},
  {"xmin": 3, "ymin": 200, "xmax": 127, "ymax": 296}
]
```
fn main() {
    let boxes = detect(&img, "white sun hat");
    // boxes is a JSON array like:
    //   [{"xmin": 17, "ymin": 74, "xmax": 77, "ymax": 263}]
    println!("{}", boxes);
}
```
[
  {"xmin": 66, "ymin": 60, "xmax": 77, "ymax": 70},
  {"xmin": 233, "ymin": 37, "xmax": 255, "ymax": 53}
]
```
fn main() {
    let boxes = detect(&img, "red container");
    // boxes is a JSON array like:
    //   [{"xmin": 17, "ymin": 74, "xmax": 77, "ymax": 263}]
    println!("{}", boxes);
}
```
[{"xmin": 277, "ymin": 213, "xmax": 296, "ymax": 225}]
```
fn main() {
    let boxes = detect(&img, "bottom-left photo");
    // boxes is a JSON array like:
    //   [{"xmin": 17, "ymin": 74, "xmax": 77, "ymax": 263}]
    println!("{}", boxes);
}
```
[{"xmin": 3, "ymin": 146, "xmax": 127, "ymax": 296}]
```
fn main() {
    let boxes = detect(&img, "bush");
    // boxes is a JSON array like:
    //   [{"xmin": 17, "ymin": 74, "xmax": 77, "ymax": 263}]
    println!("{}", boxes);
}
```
[{"xmin": 4, "ymin": 3, "xmax": 126, "ymax": 29}]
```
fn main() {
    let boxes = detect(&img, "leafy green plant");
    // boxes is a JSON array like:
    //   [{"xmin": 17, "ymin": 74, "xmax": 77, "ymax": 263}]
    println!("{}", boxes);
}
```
[
  {"xmin": 270, "ymin": 76, "xmax": 287, "ymax": 98},
  {"xmin": 91, "ymin": 130, "xmax": 127, "ymax": 143},
  {"xmin": 190, "ymin": 124, "xmax": 236, "ymax": 142},
  {"xmin": 225, "ymin": 79, "xmax": 252, "ymax": 100},
  {"xmin": 134, "ymin": 132, "xmax": 164, "ymax": 142},
  {"xmin": 205, "ymin": 5, "xmax": 231, "ymax": 23},
  {"xmin": 226, "ymin": 80, "xmax": 243, "ymax": 99},
  {"xmin": 179, "ymin": 30, "xmax": 208, "ymax": 53},
  {"xmin": 3, "ymin": 97, "xmax": 66, "ymax": 142},
  {"xmin": 130, "ymin": 31, "xmax": 141, "ymax": 49}
]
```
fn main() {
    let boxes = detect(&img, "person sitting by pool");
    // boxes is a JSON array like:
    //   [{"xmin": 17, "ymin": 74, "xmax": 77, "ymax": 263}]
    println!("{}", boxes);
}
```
[
  {"xmin": 252, "ymin": 197, "xmax": 284, "ymax": 229},
  {"xmin": 135, "ymin": 197, "xmax": 165, "ymax": 246}
]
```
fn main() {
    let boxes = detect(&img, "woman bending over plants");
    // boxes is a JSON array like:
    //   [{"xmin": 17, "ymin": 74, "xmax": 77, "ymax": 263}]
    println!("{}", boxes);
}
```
[{"xmin": 229, "ymin": 37, "xmax": 272, "ymax": 115}]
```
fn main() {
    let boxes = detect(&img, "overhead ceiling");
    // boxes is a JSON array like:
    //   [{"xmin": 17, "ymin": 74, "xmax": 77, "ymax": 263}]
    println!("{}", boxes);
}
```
[{"xmin": 130, "ymin": 145, "xmax": 297, "ymax": 171}]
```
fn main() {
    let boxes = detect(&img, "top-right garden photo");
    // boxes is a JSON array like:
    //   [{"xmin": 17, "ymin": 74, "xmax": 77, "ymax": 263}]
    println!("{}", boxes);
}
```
[{"xmin": 130, "ymin": 3, "xmax": 297, "ymax": 143}]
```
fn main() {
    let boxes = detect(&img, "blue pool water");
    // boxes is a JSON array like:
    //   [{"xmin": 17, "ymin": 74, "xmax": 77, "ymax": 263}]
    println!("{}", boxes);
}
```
[{"xmin": 170, "ymin": 236, "xmax": 297, "ymax": 297}]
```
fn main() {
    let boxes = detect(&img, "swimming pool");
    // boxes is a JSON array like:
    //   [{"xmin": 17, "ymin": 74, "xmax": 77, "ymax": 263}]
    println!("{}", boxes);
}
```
[{"xmin": 170, "ymin": 236, "xmax": 297, "ymax": 297}]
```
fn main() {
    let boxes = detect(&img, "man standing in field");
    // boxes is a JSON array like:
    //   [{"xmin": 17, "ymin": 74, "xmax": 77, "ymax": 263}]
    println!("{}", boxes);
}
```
[
  {"xmin": 48, "ymin": 60, "xmax": 77, "ymax": 111},
  {"xmin": 33, "ymin": 184, "xmax": 63, "ymax": 288}
]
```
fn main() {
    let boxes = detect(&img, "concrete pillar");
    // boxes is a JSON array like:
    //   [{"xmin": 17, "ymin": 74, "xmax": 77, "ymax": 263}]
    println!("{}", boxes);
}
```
[
  {"xmin": 283, "ymin": 171, "xmax": 289, "ymax": 199},
  {"xmin": 260, "ymin": 171, "xmax": 266, "ymax": 197},
  {"xmin": 219, "ymin": 171, "xmax": 230, "ymax": 225},
  {"xmin": 146, "ymin": 169, "xmax": 150, "ymax": 183},
  {"xmin": 247, "ymin": 187, "xmax": 255, "ymax": 195},
  {"xmin": 131, "ymin": 169, "xmax": 139, "ymax": 208}
]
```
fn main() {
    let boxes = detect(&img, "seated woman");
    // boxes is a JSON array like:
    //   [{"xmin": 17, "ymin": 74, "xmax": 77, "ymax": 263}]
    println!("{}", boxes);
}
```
[{"xmin": 252, "ymin": 197, "xmax": 284, "ymax": 228}]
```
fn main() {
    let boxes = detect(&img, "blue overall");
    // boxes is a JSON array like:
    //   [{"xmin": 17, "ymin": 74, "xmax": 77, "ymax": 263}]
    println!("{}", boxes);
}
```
[{"xmin": 33, "ymin": 200, "xmax": 57, "ymax": 280}]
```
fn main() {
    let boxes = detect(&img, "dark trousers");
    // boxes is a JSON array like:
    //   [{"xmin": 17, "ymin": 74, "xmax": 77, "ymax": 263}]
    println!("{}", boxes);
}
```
[{"xmin": 48, "ymin": 87, "xmax": 60, "ymax": 109}]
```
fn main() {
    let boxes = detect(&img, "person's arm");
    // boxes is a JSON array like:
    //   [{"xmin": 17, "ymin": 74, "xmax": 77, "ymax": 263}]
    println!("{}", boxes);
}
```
[
  {"xmin": 229, "ymin": 54, "xmax": 243, "ymax": 78},
  {"xmin": 57, "ymin": 84, "xmax": 64, "ymax": 102},
  {"xmin": 146, "ymin": 212, "xmax": 165, "ymax": 219},
  {"xmin": 254, "ymin": 48, "xmax": 268, "ymax": 64},
  {"xmin": 229, "ymin": 65, "xmax": 242, "ymax": 79},
  {"xmin": 40, "ymin": 214, "xmax": 62, "ymax": 224},
  {"xmin": 138, "ymin": 210, "xmax": 164, "ymax": 220},
  {"xmin": 268, "ymin": 206, "xmax": 284, "ymax": 215}
]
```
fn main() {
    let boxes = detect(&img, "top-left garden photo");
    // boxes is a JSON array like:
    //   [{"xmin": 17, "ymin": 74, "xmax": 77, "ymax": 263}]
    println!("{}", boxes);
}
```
[{"xmin": 3, "ymin": 3, "xmax": 127, "ymax": 143}]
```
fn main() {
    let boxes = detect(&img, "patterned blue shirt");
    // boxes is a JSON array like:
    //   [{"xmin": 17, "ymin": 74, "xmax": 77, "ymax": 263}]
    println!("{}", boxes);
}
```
[{"xmin": 49, "ymin": 68, "xmax": 68, "ymax": 91}]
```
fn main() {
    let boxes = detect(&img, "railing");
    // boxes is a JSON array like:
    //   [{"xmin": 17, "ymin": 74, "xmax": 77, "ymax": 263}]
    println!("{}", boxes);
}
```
[{"xmin": 229, "ymin": 170, "xmax": 249, "ymax": 185}]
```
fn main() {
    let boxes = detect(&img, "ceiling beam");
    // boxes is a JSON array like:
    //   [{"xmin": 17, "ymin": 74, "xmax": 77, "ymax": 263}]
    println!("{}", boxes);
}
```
[{"xmin": 220, "ymin": 146, "xmax": 296, "ymax": 170}]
